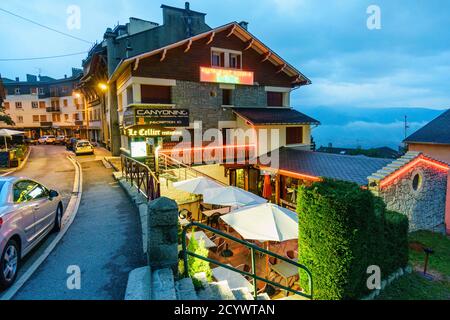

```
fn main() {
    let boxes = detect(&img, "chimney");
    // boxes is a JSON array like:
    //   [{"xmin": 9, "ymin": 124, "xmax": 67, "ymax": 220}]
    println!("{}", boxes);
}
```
[
  {"xmin": 15, "ymin": 77, "xmax": 19, "ymax": 82},
  {"xmin": 328, "ymin": 142, "xmax": 333, "ymax": 148},
  {"xmin": 64, "ymin": 74, "xmax": 67, "ymax": 79},
  {"xmin": 239, "ymin": 21, "xmax": 249, "ymax": 31},
  {"xmin": 185, "ymin": 2, "xmax": 190, "ymax": 10}
]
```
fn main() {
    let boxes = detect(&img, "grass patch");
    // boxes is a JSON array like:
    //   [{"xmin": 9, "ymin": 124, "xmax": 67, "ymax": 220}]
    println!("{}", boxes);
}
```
[
  {"xmin": 377, "ymin": 272, "xmax": 450, "ymax": 300},
  {"xmin": 409, "ymin": 231, "xmax": 450, "ymax": 277},
  {"xmin": 378, "ymin": 231, "xmax": 450, "ymax": 300}
]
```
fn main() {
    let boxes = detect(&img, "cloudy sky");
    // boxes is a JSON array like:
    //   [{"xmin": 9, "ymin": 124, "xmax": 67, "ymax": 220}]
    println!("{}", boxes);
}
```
[{"xmin": 1, "ymin": 0, "xmax": 449, "ymax": 110}]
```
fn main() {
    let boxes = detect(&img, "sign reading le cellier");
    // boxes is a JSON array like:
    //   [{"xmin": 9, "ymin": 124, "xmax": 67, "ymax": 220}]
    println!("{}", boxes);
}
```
[{"xmin": 124, "ymin": 127, "xmax": 183, "ymax": 137}]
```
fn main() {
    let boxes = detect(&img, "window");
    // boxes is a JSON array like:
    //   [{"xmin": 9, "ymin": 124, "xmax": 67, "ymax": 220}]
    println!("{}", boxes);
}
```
[
  {"xmin": 39, "ymin": 88, "xmax": 44, "ymax": 95},
  {"xmin": 51, "ymin": 100, "xmax": 60, "ymax": 108},
  {"xmin": 15, "ymin": 102, "xmax": 22, "ymax": 109},
  {"xmin": 14, "ymin": 88, "xmax": 20, "ymax": 95},
  {"xmin": 211, "ymin": 49, "xmax": 242, "ymax": 69},
  {"xmin": 52, "ymin": 114, "xmax": 61, "ymax": 122},
  {"xmin": 222, "ymin": 89, "xmax": 233, "ymax": 105},
  {"xmin": 64, "ymin": 114, "xmax": 69, "ymax": 121},
  {"xmin": 286, "ymin": 127, "xmax": 304, "ymax": 145},
  {"xmin": 229, "ymin": 53, "xmax": 241, "ymax": 69},
  {"xmin": 39, "ymin": 101, "xmax": 46, "ymax": 109},
  {"xmin": 211, "ymin": 51, "xmax": 224, "ymax": 67},
  {"xmin": 40, "ymin": 115, "xmax": 47, "ymax": 122},
  {"xmin": 61, "ymin": 86, "xmax": 68, "ymax": 93},
  {"xmin": 412, "ymin": 173, "xmax": 423, "ymax": 192},
  {"xmin": 63, "ymin": 99, "xmax": 68, "ymax": 107},
  {"xmin": 13, "ymin": 180, "xmax": 37, "ymax": 203},
  {"xmin": 3, "ymin": 102, "xmax": 9, "ymax": 109},
  {"xmin": 267, "ymin": 92, "xmax": 284, "ymax": 107},
  {"xmin": 30, "ymin": 87, "xmax": 38, "ymax": 95},
  {"xmin": 73, "ymin": 113, "xmax": 80, "ymax": 121},
  {"xmin": 141, "ymin": 85, "xmax": 172, "ymax": 104},
  {"xmin": 27, "ymin": 184, "xmax": 49, "ymax": 201},
  {"xmin": 32, "ymin": 115, "xmax": 39, "ymax": 123},
  {"xmin": 31, "ymin": 101, "xmax": 38, "ymax": 109},
  {"xmin": 17, "ymin": 116, "xmax": 23, "ymax": 123}
]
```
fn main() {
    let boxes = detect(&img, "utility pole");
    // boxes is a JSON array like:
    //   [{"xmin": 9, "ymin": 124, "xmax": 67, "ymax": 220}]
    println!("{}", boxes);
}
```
[{"xmin": 404, "ymin": 115, "xmax": 410, "ymax": 151}]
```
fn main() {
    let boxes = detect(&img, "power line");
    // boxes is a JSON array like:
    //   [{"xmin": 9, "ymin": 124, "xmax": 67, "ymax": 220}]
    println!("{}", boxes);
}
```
[
  {"xmin": 0, "ymin": 7, "xmax": 94, "ymax": 44},
  {"xmin": 0, "ymin": 51, "xmax": 89, "ymax": 61}
]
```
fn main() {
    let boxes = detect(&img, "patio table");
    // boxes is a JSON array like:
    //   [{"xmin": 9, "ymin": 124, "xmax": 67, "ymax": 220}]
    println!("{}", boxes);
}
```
[
  {"xmin": 212, "ymin": 266, "xmax": 254, "ymax": 293},
  {"xmin": 187, "ymin": 231, "xmax": 217, "ymax": 249},
  {"xmin": 270, "ymin": 261, "xmax": 299, "ymax": 296},
  {"xmin": 201, "ymin": 207, "xmax": 231, "ymax": 217}
]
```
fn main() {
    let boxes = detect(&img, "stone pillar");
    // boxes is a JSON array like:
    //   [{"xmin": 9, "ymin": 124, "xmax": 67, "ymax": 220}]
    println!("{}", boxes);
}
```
[
  {"xmin": 446, "ymin": 171, "xmax": 450, "ymax": 234},
  {"xmin": 147, "ymin": 197, "xmax": 179, "ymax": 272}
]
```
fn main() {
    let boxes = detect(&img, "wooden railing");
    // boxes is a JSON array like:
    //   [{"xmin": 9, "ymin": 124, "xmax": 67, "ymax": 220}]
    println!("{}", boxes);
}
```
[{"xmin": 121, "ymin": 155, "xmax": 160, "ymax": 201}]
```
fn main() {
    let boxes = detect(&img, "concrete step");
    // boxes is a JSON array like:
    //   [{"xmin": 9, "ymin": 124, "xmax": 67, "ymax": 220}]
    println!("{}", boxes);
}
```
[
  {"xmin": 257, "ymin": 293, "xmax": 271, "ymax": 300},
  {"xmin": 231, "ymin": 287, "xmax": 254, "ymax": 300},
  {"xmin": 175, "ymin": 277, "xmax": 198, "ymax": 300},
  {"xmin": 207, "ymin": 281, "xmax": 236, "ymax": 300},
  {"xmin": 124, "ymin": 266, "xmax": 151, "ymax": 300},
  {"xmin": 151, "ymin": 268, "xmax": 177, "ymax": 300}
]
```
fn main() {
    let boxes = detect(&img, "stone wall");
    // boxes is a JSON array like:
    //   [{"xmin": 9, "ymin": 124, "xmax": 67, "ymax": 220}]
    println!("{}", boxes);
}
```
[
  {"xmin": 172, "ymin": 80, "xmax": 267, "ymax": 130},
  {"xmin": 379, "ymin": 163, "xmax": 448, "ymax": 232}
]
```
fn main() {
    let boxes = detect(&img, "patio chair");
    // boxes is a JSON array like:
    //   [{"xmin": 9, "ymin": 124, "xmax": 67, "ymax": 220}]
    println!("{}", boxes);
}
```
[
  {"xmin": 268, "ymin": 257, "xmax": 282, "ymax": 282},
  {"xmin": 178, "ymin": 209, "xmax": 192, "ymax": 221},
  {"xmin": 210, "ymin": 238, "xmax": 226, "ymax": 255},
  {"xmin": 207, "ymin": 212, "xmax": 222, "ymax": 229},
  {"xmin": 286, "ymin": 250, "xmax": 297, "ymax": 261}
]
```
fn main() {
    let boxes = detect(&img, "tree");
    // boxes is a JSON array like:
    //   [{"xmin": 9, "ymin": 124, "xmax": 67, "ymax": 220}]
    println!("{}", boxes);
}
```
[{"xmin": 0, "ymin": 78, "xmax": 14, "ymax": 126}]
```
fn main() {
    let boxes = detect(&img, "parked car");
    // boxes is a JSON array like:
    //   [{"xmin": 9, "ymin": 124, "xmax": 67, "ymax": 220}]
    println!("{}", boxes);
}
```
[
  {"xmin": 74, "ymin": 140, "xmax": 94, "ymax": 156},
  {"xmin": 66, "ymin": 138, "xmax": 78, "ymax": 151},
  {"xmin": 24, "ymin": 138, "xmax": 38, "ymax": 145},
  {"xmin": 38, "ymin": 135, "xmax": 56, "ymax": 145},
  {"xmin": 55, "ymin": 136, "xmax": 66, "ymax": 145},
  {"xmin": 0, "ymin": 177, "xmax": 63, "ymax": 289}
]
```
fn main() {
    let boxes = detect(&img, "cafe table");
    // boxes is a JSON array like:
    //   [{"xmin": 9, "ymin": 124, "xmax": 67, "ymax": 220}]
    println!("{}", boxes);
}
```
[{"xmin": 270, "ymin": 260, "xmax": 299, "ymax": 296}]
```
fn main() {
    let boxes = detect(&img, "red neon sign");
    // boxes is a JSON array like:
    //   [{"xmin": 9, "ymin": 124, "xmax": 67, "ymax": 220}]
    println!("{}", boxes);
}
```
[
  {"xmin": 379, "ymin": 156, "xmax": 449, "ymax": 188},
  {"xmin": 200, "ymin": 67, "xmax": 254, "ymax": 85}
]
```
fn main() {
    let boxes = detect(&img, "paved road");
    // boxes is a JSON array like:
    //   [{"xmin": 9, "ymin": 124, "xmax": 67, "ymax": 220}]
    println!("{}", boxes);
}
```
[{"xmin": 3, "ymin": 145, "xmax": 145, "ymax": 300}]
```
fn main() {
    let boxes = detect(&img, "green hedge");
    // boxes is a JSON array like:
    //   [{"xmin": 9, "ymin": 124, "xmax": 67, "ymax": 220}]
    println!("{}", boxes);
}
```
[{"xmin": 297, "ymin": 179, "xmax": 409, "ymax": 300}]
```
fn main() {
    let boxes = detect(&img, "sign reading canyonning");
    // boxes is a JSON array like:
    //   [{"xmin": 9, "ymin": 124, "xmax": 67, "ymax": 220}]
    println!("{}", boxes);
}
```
[{"xmin": 123, "ymin": 105, "xmax": 190, "ymax": 128}]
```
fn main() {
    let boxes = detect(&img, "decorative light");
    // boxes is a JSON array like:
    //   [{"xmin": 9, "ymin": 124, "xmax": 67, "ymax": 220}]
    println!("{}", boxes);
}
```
[
  {"xmin": 379, "ymin": 156, "xmax": 449, "ymax": 188},
  {"xmin": 98, "ymin": 82, "xmax": 108, "ymax": 91},
  {"xmin": 158, "ymin": 144, "xmax": 257, "ymax": 154}
]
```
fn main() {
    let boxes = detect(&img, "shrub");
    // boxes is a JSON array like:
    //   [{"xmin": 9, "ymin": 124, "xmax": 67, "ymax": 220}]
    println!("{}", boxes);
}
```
[
  {"xmin": 186, "ymin": 231, "xmax": 212, "ymax": 288},
  {"xmin": 297, "ymin": 179, "xmax": 408, "ymax": 300},
  {"xmin": 383, "ymin": 210, "xmax": 409, "ymax": 274}
]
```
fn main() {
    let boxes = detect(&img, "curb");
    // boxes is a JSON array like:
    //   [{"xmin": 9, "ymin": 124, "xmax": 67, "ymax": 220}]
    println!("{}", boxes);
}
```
[
  {"xmin": 1, "ymin": 146, "xmax": 32, "ymax": 177},
  {"xmin": 0, "ymin": 156, "xmax": 83, "ymax": 300}
]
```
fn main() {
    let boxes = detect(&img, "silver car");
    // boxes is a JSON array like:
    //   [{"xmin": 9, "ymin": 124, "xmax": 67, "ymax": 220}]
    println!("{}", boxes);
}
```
[{"xmin": 0, "ymin": 177, "xmax": 63, "ymax": 289}]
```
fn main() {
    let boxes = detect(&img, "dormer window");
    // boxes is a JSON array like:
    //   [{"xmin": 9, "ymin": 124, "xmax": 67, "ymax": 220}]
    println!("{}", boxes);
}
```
[{"xmin": 211, "ymin": 48, "xmax": 242, "ymax": 69}]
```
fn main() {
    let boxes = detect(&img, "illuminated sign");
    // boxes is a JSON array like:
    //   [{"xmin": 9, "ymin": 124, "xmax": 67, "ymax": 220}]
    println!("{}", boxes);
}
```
[
  {"xmin": 130, "ymin": 141, "xmax": 147, "ymax": 158},
  {"xmin": 124, "ymin": 127, "xmax": 183, "ymax": 138},
  {"xmin": 200, "ymin": 67, "xmax": 254, "ymax": 85},
  {"xmin": 134, "ymin": 108, "xmax": 190, "ymax": 127}
]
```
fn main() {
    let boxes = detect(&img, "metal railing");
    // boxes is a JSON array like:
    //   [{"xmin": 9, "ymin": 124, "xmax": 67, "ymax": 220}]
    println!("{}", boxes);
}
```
[
  {"xmin": 158, "ymin": 153, "xmax": 227, "ymax": 186},
  {"xmin": 181, "ymin": 222, "xmax": 313, "ymax": 300},
  {"xmin": 121, "ymin": 155, "xmax": 160, "ymax": 201}
]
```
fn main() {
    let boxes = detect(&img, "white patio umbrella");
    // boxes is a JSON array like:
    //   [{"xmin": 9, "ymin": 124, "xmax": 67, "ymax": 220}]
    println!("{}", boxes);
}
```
[
  {"xmin": 220, "ymin": 203, "xmax": 298, "ymax": 242},
  {"xmin": 203, "ymin": 186, "xmax": 267, "ymax": 207},
  {"xmin": 172, "ymin": 177, "xmax": 223, "ymax": 195},
  {"xmin": 221, "ymin": 203, "xmax": 299, "ymax": 281},
  {"xmin": 0, "ymin": 129, "xmax": 25, "ymax": 149}
]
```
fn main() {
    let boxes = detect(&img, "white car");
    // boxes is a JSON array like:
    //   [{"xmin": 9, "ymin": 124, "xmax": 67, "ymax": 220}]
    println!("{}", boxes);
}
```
[
  {"xmin": 38, "ymin": 135, "xmax": 56, "ymax": 145},
  {"xmin": 74, "ymin": 140, "xmax": 94, "ymax": 156}
]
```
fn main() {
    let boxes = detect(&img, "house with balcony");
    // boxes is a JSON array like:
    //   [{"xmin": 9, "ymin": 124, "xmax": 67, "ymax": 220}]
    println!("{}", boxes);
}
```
[{"xmin": 0, "ymin": 69, "xmax": 86, "ymax": 138}]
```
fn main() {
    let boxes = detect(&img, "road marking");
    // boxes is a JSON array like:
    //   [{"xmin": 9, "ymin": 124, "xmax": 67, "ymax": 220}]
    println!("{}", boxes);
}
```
[{"xmin": 0, "ymin": 156, "xmax": 83, "ymax": 300}]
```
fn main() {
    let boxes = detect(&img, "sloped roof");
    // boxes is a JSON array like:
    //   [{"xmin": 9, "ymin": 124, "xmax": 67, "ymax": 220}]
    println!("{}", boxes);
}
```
[
  {"xmin": 109, "ymin": 22, "xmax": 310, "ymax": 86},
  {"xmin": 404, "ymin": 109, "xmax": 450, "ymax": 145},
  {"xmin": 233, "ymin": 108, "xmax": 320, "ymax": 125},
  {"xmin": 259, "ymin": 147, "xmax": 392, "ymax": 185}
]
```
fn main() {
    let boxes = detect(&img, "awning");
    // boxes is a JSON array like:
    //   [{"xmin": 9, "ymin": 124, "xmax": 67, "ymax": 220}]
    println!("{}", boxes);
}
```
[{"xmin": 233, "ymin": 108, "xmax": 320, "ymax": 126}]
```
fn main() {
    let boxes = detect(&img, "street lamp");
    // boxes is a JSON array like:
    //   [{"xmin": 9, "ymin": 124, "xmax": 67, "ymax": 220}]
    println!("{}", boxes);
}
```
[{"xmin": 98, "ymin": 82, "xmax": 108, "ymax": 91}]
